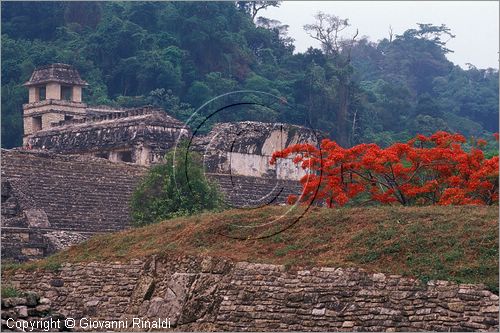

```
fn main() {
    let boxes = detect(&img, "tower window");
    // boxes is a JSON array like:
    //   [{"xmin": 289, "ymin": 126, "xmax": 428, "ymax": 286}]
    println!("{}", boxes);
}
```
[
  {"xmin": 37, "ymin": 86, "xmax": 46, "ymax": 101},
  {"xmin": 61, "ymin": 86, "xmax": 72, "ymax": 101},
  {"xmin": 32, "ymin": 116, "xmax": 42, "ymax": 132}
]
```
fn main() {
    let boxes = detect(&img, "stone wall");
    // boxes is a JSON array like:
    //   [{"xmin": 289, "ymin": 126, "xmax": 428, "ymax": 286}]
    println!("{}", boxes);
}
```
[
  {"xmin": 207, "ymin": 173, "xmax": 303, "ymax": 208},
  {"xmin": 194, "ymin": 122, "xmax": 321, "ymax": 181},
  {"xmin": 1, "ymin": 291, "xmax": 69, "ymax": 332},
  {"xmin": 22, "ymin": 99, "xmax": 87, "ymax": 142},
  {"xmin": 4, "ymin": 256, "xmax": 498, "ymax": 331},
  {"xmin": 27, "ymin": 108, "xmax": 189, "ymax": 165}
]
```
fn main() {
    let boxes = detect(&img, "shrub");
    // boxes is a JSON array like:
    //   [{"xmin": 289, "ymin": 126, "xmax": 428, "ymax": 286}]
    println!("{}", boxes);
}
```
[{"xmin": 131, "ymin": 144, "xmax": 225, "ymax": 226}]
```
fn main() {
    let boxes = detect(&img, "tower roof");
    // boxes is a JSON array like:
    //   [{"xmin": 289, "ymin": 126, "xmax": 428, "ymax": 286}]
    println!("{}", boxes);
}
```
[{"xmin": 23, "ymin": 63, "xmax": 88, "ymax": 87}]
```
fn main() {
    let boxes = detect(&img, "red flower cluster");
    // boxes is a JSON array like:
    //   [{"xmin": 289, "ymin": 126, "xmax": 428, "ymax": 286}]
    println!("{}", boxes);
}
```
[{"xmin": 270, "ymin": 132, "xmax": 499, "ymax": 207}]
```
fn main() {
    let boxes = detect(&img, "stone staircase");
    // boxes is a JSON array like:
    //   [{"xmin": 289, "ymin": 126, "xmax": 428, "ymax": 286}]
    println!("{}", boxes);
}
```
[
  {"xmin": 1, "ymin": 149, "xmax": 305, "ymax": 262},
  {"xmin": 1, "ymin": 227, "xmax": 50, "ymax": 262},
  {"xmin": 2, "ymin": 177, "xmax": 49, "ymax": 261},
  {"xmin": 1, "ymin": 149, "xmax": 148, "ymax": 261},
  {"xmin": 207, "ymin": 173, "xmax": 303, "ymax": 208},
  {"xmin": 2, "ymin": 149, "xmax": 146, "ymax": 233}
]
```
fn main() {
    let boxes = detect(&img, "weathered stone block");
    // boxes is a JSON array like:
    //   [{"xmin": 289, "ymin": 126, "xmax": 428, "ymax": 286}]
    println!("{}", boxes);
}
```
[
  {"xmin": 14, "ymin": 306, "xmax": 28, "ymax": 318},
  {"xmin": 312, "ymin": 308, "xmax": 325, "ymax": 316},
  {"xmin": 447, "ymin": 302, "xmax": 465, "ymax": 313},
  {"xmin": 25, "ymin": 209, "xmax": 50, "ymax": 228},
  {"xmin": 49, "ymin": 279, "xmax": 64, "ymax": 287},
  {"xmin": 1, "ymin": 297, "xmax": 26, "ymax": 308},
  {"xmin": 481, "ymin": 305, "xmax": 499, "ymax": 313}
]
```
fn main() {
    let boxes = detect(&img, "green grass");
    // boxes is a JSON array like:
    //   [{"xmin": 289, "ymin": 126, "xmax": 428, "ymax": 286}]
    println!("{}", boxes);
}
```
[
  {"xmin": 275, "ymin": 244, "xmax": 300, "ymax": 257},
  {"xmin": 346, "ymin": 207, "xmax": 499, "ymax": 292},
  {"xmin": 4, "ymin": 205, "xmax": 498, "ymax": 292},
  {"xmin": 1, "ymin": 285, "xmax": 21, "ymax": 298}
]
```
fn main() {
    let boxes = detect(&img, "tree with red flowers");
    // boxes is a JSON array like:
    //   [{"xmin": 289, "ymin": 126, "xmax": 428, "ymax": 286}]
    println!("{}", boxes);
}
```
[{"xmin": 270, "ymin": 132, "xmax": 499, "ymax": 207}]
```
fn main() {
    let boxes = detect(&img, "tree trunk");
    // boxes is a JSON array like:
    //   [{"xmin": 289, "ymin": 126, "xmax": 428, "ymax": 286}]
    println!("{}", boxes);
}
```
[{"xmin": 336, "ymin": 83, "xmax": 349, "ymax": 147}]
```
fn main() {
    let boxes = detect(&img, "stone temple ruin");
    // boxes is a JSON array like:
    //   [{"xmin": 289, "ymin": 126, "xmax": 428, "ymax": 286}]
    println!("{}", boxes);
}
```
[
  {"xmin": 2, "ymin": 63, "xmax": 319, "ymax": 261},
  {"xmin": 22, "ymin": 63, "xmax": 189, "ymax": 164},
  {"xmin": 1, "ymin": 150, "xmax": 146, "ymax": 261}
]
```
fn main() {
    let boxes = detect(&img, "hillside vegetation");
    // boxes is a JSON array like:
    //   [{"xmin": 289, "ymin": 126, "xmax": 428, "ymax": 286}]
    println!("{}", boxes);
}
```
[
  {"xmin": 10, "ymin": 206, "xmax": 498, "ymax": 292},
  {"xmin": 2, "ymin": 2, "xmax": 498, "ymax": 149}
]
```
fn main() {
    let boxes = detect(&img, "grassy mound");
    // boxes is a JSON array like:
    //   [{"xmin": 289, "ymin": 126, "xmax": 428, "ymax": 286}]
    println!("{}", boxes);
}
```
[{"xmin": 7, "ymin": 206, "xmax": 498, "ymax": 292}]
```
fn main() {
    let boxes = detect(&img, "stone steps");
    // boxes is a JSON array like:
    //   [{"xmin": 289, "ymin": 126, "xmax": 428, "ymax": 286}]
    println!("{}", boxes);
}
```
[
  {"xmin": 2, "ymin": 151, "xmax": 305, "ymax": 234},
  {"xmin": 207, "ymin": 174, "xmax": 303, "ymax": 207},
  {"xmin": 1, "ymin": 227, "xmax": 50, "ymax": 261},
  {"xmin": 2, "ymin": 150, "xmax": 146, "ymax": 233}
]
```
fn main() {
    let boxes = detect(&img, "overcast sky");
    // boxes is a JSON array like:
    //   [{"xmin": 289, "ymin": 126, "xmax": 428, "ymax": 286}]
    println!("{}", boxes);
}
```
[{"xmin": 264, "ymin": 1, "xmax": 499, "ymax": 69}]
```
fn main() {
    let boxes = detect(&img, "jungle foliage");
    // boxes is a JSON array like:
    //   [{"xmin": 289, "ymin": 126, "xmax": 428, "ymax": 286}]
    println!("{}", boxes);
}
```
[{"xmin": 2, "ymin": 2, "xmax": 498, "ymax": 149}]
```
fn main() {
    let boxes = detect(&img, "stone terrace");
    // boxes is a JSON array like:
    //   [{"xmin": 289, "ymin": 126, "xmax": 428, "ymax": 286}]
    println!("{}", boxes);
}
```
[
  {"xmin": 1, "ymin": 149, "xmax": 147, "ymax": 261},
  {"xmin": 4, "ymin": 256, "xmax": 499, "ymax": 331},
  {"xmin": 2, "ymin": 149, "xmax": 146, "ymax": 232}
]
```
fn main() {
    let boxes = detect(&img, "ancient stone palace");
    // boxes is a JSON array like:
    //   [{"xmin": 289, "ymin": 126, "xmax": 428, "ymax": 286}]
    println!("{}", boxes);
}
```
[
  {"xmin": 22, "ymin": 63, "xmax": 189, "ymax": 165},
  {"xmin": 22, "ymin": 63, "xmax": 318, "ymax": 176},
  {"xmin": 2, "ymin": 63, "xmax": 319, "ymax": 261}
]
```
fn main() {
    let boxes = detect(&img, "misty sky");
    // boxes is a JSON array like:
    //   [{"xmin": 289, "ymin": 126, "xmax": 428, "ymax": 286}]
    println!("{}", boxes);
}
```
[{"xmin": 264, "ymin": 1, "xmax": 499, "ymax": 69}]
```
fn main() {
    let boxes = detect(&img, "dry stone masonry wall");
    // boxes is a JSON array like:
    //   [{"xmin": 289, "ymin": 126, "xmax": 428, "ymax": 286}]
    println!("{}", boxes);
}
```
[
  {"xmin": 1, "ymin": 291, "xmax": 69, "ymax": 332},
  {"xmin": 4, "ymin": 256, "xmax": 498, "ymax": 331}
]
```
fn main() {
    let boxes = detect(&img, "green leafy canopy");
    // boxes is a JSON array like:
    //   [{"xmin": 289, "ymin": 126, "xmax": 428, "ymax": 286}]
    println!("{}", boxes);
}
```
[{"xmin": 1, "ymin": 2, "xmax": 498, "ymax": 149}]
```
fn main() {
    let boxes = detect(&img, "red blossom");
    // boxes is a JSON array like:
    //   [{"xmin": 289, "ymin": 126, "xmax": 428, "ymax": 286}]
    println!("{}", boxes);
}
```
[{"xmin": 272, "ymin": 131, "xmax": 499, "ymax": 207}]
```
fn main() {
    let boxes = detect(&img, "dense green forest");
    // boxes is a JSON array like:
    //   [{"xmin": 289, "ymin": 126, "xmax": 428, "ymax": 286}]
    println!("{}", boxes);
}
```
[{"xmin": 2, "ymin": 1, "xmax": 498, "ymax": 149}]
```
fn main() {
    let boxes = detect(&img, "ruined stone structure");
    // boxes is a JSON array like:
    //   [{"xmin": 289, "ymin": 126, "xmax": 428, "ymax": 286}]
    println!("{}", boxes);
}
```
[
  {"xmin": 4, "ymin": 255, "xmax": 499, "ymax": 331},
  {"xmin": 1, "ymin": 149, "xmax": 146, "ymax": 261},
  {"xmin": 194, "ymin": 121, "xmax": 317, "ymax": 181},
  {"xmin": 3, "ymin": 64, "xmax": 318, "ymax": 261},
  {"xmin": 194, "ymin": 121, "xmax": 313, "ymax": 207},
  {"xmin": 13, "ymin": 63, "xmax": 312, "ymax": 209},
  {"xmin": 23, "ymin": 64, "xmax": 190, "ymax": 165},
  {"xmin": 22, "ymin": 64, "xmax": 318, "ymax": 175},
  {"xmin": 28, "ymin": 106, "xmax": 189, "ymax": 165}
]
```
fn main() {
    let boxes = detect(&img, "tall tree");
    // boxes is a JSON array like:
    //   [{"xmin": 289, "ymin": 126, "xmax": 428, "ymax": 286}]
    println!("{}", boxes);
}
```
[
  {"xmin": 236, "ymin": 1, "xmax": 281, "ymax": 21},
  {"xmin": 304, "ymin": 12, "xmax": 358, "ymax": 146}
]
